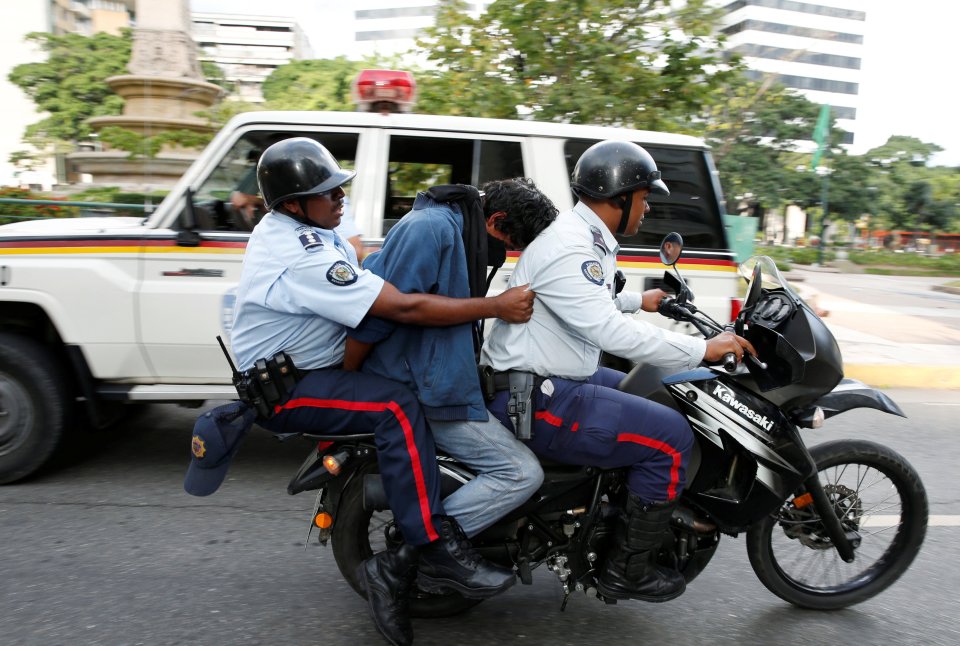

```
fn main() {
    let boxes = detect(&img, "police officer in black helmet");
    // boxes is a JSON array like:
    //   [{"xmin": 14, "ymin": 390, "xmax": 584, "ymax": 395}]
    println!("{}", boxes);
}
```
[
  {"xmin": 229, "ymin": 138, "xmax": 534, "ymax": 645},
  {"xmin": 570, "ymin": 139, "xmax": 671, "ymax": 236},
  {"xmin": 481, "ymin": 140, "xmax": 755, "ymax": 603}
]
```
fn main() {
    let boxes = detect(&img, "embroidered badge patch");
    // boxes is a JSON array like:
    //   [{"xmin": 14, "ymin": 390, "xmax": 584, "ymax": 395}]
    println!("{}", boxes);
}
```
[
  {"xmin": 191, "ymin": 435, "xmax": 206, "ymax": 459},
  {"xmin": 327, "ymin": 260, "xmax": 359, "ymax": 285},
  {"xmin": 581, "ymin": 260, "xmax": 604, "ymax": 285},
  {"xmin": 297, "ymin": 227, "xmax": 324, "ymax": 253}
]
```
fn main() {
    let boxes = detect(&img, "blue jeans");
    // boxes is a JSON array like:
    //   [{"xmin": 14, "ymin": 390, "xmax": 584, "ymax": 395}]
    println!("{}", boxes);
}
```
[{"xmin": 430, "ymin": 412, "xmax": 544, "ymax": 537}]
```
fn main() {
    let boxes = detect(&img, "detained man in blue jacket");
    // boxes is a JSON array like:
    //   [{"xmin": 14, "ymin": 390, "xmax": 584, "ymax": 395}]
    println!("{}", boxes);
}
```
[{"xmin": 347, "ymin": 178, "xmax": 558, "ymax": 642}]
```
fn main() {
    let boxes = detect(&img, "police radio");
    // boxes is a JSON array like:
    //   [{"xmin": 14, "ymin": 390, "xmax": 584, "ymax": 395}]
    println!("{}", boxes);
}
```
[{"xmin": 217, "ymin": 335, "xmax": 271, "ymax": 419}]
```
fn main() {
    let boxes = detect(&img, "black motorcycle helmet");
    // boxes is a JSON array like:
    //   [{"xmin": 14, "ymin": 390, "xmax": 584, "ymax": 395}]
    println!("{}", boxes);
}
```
[
  {"xmin": 570, "ymin": 140, "xmax": 670, "ymax": 234},
  {"xmin": 257, "ymin": 137, "xmax": 356, "ymax": 211}
]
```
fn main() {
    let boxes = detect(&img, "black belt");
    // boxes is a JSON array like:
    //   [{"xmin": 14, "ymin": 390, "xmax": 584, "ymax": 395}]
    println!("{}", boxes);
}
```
[{"xmin": 493, "ymin": 371, "xmax": 545, "ymax": 389}]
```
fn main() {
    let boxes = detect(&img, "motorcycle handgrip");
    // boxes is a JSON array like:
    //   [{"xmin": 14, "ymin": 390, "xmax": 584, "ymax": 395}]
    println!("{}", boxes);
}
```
[
  {"xmin": 721, "ymin": 352, "xmax": 738, "ymax": 373},
  {"xmin": 658, "ymin": 297, "xmax": 678, "ymax": 318}
]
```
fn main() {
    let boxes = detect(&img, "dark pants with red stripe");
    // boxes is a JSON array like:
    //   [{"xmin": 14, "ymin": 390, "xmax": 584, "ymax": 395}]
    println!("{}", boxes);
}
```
[
  {"xmin": 488, "ymin": 368, "xmax": 694, "ymax": 503},
  {"xmin": 260, "ymin": 368, "xmax": 442, "ymax": 545}
]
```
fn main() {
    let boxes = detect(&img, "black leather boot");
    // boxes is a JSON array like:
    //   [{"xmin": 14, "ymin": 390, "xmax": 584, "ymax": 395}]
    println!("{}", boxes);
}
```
[
  {"xmin": 417, "ymin": 515, "xmax": 516, "ymax": 599},
  {"xmin": 355, "ymin": 544, "xmax": 418, "ymax": 646},
  {"xmin": 597, "ymin": 496, "xmax": 686, "ymax": 602}
]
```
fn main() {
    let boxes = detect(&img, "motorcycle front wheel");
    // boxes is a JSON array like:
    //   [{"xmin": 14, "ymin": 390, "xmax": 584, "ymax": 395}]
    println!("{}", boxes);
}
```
[
  {"xmin": 746, "ymin": 439, "xmax": 927, "ymax": 610},
  {"xmin": 330, "ymin": 465, "xmax": 482, "ymax": 618}
]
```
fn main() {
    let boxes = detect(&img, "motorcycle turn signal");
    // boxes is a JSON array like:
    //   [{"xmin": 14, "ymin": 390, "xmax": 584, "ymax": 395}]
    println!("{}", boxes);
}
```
[{"xmin": 323, "ymin": 448, "xmax": 352, "ymax": 475}]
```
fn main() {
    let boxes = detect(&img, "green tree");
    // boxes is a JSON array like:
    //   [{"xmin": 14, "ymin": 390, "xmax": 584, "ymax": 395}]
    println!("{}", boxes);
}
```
[
  {"xmin": 7, "ymin": 31, "xmax": 131, "ymax": 156},
  {"xmin": 410, "ymin": 0, "xmax": 739, "ymax": 131},
  {"xmin": 261, "ymin": 57, "xmax": 366, "ymax": 111},
  {"xmin": 705, "ymin": 78, "xmax": 822, "ymax": 214},
  {"xmin": 865, "ymin": 136, "xmax": 952, "ymax": 230}
]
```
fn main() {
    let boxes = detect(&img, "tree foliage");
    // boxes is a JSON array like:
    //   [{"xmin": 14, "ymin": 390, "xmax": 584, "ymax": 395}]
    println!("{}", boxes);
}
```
[
  {"xmin": 863, "ymin": 136, "xmax": 959, "ymax": 231},
  {"xmin": 705, "ymin": 78, "xmax": 822, "ymax": 212},
  {"xmin": 261, "ymin": 57, "xmax": 367, "ymax": 111},
  {"xmin": 410, "ymin": 0, "xmax": 740, "ymax": 131},
  {"xmin": 7, "ymin": 31, "xmax": 131, "ymax": 148}
]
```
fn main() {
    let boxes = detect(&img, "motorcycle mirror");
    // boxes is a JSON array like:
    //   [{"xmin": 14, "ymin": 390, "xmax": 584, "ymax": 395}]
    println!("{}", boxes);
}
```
[{"xmin": 659, "ymin": 232, "xmax": 684, "ymax": 266}]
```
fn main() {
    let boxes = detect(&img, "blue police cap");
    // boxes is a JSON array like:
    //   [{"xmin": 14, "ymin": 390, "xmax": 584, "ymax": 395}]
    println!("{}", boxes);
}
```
[{"xmin": 184, "ymin": 401, "xmax": 256, "ymax": 496}]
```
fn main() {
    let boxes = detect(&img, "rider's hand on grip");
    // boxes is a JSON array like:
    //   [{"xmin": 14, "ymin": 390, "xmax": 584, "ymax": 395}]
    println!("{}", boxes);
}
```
[{"xmin": 704, "ymin": 331, "xmax": 757, "ymax": 364}]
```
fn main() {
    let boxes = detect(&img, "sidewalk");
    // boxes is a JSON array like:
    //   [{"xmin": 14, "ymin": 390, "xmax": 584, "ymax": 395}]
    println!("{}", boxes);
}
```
[{"xmin": 787, "ymin": 270, "xmax": 960, "ymax": 389}]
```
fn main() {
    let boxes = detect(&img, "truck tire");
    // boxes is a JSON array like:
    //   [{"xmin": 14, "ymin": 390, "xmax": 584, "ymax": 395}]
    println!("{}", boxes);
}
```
[{"xmin": 0, "ymin": 332, "xmax": 67, "ymax": 484}]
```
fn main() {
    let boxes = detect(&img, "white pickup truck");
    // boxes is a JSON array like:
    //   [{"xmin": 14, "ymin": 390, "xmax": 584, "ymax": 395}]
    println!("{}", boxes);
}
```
[{"xmin": 0, "ymin": 110, "xmax": 739, "ymax": 483}]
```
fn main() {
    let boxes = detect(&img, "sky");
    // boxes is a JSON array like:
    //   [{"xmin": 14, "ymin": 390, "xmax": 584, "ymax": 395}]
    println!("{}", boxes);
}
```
[{"xmin": 191, "ymin": 0, "xmax": 960, "ymax": 166}]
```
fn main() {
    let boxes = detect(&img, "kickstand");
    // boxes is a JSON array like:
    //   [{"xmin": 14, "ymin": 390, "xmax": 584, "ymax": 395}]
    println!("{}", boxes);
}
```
[{"xmin": 560, "ymin": 591, "xmax": 571, "ymax": 612}]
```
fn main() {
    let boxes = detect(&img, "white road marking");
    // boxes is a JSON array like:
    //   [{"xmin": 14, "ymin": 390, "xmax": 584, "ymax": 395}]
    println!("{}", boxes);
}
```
[{"xmin": 862, "ymin": 515, "xmax": 960, "ymax": 527}]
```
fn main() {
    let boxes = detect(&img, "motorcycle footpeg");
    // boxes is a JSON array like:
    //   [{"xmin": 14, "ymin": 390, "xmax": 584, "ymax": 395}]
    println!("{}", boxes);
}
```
[
  {"xmin": 517, "ymin": 557, "xmax": 533, "ymax": 585},
  {"xmin": 596, "ymin": 592, "xmax": 618, "ymax": 605}
]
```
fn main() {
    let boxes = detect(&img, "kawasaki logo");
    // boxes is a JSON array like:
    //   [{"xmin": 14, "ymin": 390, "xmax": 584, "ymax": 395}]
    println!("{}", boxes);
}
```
[{"xmin": 712, "ymin": 384, "xmax": 774, "ymax": 431}]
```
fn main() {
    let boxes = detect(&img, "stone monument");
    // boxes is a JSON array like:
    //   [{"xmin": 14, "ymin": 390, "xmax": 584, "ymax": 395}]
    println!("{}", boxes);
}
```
[{"xmin": 70, "ymin": 0, "xmax": 223, "ymax": 189}]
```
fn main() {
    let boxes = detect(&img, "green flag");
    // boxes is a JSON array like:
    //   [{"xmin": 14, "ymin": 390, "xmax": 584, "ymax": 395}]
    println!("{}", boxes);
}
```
[{"xmin": 811, "ymin": 104, "xmax": 830, "ymax": 169}]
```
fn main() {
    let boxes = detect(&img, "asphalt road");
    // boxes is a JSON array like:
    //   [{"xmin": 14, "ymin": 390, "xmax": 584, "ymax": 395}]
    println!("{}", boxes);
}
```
[{"xmin": 2, "ymin": 391, "xmax": 958, "ymax": 646}]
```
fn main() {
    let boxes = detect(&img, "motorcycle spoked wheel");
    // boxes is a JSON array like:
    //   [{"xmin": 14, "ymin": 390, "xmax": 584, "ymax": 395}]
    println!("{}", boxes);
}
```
[
  {"xmin": 746, "ymin": 439, "xmax": 928, "ymax": 610},
  {"xmin": 330, "ymin": 466, "xmax": 482, "ymax": 618}
]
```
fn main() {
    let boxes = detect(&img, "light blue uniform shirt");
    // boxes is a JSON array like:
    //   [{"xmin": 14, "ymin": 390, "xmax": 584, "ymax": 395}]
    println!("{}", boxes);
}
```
[
  {"xmin": 230, "ymin": 211, "xmax": 384, "ymax": 371},
  {"xmin": 480, "ymin": 202, "xmax": 706, "ymax": 380}
]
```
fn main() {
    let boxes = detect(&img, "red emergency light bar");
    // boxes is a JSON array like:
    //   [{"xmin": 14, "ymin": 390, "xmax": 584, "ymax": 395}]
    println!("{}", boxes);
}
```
[{"xmin": 352, "ymin": 69, "xmax": 417, "ymax": 114}]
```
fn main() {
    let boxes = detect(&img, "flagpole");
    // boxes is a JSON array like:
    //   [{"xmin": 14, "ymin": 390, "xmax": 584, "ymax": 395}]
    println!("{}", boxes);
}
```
[
  {"xmin": 817, "ymin": 166, "xmax": 829, "ymax": 266},
  {"xmin": 810, "ymin": 104, "xmax": 831, "ymax": 266}
]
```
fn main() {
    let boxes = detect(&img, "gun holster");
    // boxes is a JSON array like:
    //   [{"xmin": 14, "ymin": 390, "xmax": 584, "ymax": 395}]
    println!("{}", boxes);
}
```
[
  {"xmin": 479, "ymin": 365, "xmax": 497, "ymax": 402},
  {"xmin": 507, "ymin": 371, "xmax": 535, "ymax": 441},
  {"xmin": 235, "ymin": 351, "xmax": 300, "ymax": 420}
]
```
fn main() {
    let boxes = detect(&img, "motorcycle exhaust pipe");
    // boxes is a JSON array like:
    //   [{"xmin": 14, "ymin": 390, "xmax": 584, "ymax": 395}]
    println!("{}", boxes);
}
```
[{"xmin": 363, "ymin": 474, "xmax": 390, "ymax": 512}]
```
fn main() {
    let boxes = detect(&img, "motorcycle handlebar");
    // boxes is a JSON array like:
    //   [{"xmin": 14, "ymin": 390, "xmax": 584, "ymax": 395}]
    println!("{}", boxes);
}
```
[{"xmin": 721, "ymin": 352, "xmax": 738, "ymax": 373}]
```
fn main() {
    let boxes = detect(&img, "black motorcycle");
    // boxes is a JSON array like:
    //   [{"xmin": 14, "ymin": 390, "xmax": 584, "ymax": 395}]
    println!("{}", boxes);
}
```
[{"xmin": 286, "ymin": 233, "xmax": 928, "ymax": 617}]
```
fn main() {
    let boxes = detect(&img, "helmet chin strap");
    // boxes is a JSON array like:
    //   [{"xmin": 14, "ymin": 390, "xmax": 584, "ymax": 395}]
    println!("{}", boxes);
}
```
[
  {"xmin": 615, "ymin": 191, "xmax": 633, "ymax": 235},
  {"xmin": 296, "ymin": 197, "xmax": 311, "ymax": 225}
]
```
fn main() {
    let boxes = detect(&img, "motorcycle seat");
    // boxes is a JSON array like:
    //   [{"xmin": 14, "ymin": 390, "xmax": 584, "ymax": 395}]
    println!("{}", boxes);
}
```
[{"xmin": 299, "ymin": 432, "xmax": 376, "ymax": 442}]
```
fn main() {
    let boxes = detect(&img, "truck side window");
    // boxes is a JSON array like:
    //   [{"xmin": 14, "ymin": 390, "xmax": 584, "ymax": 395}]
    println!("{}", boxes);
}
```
[
  {"xmin": 183, "ymin": 131, "xmax": 359, "ymax": 233},
  {"xmin": 383, "ymin": 135, "xmax": 524, "ymax": 235},
  {"xmin": 563, "ymin": 139, "xmax": 727, "ymax": 251}
]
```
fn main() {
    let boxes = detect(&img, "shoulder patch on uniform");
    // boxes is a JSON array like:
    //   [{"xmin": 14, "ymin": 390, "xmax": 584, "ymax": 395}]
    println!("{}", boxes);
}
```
[
  {"xmin": 297, "ymin": 226, "xmax": 324, "ymax": 253},
  {"xmin": 326, "ymin": 260, "xmax": 359, "ymax": 286},
  {"xmin": 581, "ymin": 260, "xmax": 604, "ymax": 285},
  {"xmin": 589, "ymin": 225, "xmax": 609, "ymax": 256}
]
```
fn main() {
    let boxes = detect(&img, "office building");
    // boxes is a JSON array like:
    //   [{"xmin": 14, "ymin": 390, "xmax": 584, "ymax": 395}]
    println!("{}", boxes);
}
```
[
  {"xmin": 717, "ymin": 0, "xmax": 867, "ymax": 145},
  {"xmin": 351, "ymin": 1, "xmax": 489, "ymax": 57},
  {"xmin": 191, "ymin": 13, "xmax": 312, "ymax": 103},
  {"xmin": 50, "ymin": 0, "xmax": 134, "ymax": 36}
]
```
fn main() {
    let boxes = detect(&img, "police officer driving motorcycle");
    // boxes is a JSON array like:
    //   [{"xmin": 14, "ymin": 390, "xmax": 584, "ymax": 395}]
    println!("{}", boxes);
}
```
[{"xmin": 481, "ymin": 140, "xmax": 755, "ymax": 603}]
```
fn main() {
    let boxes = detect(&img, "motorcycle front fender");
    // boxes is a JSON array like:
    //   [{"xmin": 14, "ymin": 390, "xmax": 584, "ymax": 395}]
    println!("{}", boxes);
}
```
[{"xmin": 813, "ymin": 378, "xmax": 906, "ymax": 419}]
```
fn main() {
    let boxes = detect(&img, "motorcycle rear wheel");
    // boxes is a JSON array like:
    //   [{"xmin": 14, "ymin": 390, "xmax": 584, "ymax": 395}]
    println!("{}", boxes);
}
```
[
  {"xmin": 746, "ymin": 439, "xmax": 927, "ymax": 610},
  {"xmin": 330, "ymin": 466, "xmax": 483, "ymax": 618}
]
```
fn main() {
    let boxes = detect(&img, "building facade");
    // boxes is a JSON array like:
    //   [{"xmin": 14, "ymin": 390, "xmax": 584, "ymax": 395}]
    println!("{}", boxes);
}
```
[
  {"xmin": 50, "ymin": 0, "xmax": 134, "ymax": 36},
  {"xmin": 191, "ymin": 13, "xmax": 312, "ymax": 103},
  {"xmin": 717, "ymin": 0, "xmax": 867, "ymax": 145},
  {"xmin": 351, "ymin": 0, "xmax": 489, "ymax": 57}
]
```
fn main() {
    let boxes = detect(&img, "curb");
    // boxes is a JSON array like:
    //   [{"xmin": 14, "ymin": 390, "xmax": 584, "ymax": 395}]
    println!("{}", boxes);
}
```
[{"xmin": 843, "ymin": 364, "xmax": 960, "ymax": 390}]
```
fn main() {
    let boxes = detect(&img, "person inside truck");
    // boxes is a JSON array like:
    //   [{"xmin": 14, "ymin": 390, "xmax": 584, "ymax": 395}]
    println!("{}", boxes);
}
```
[
  {"xmin": 345, "ymin": 177, "xmax": 557, "ymax": 639},
  {"xmin": 480, "ymin": 140, "xmax": 756, "ymax": 604},
  {"xmin": 228, "ymin": 137, "xmax": 532, "ymax": 646},
  {"xmin": 229, "ymin": 138, "xmax": 364, "ymax": 259}
]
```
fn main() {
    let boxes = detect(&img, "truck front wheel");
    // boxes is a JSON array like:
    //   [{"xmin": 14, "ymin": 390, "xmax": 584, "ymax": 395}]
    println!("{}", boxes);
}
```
[{"xmin": 0, "ymin": 332, "xmax": 67, "ymax": 484}]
